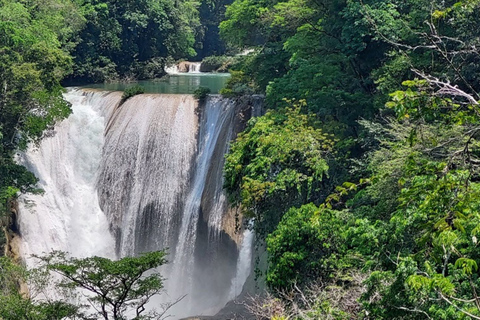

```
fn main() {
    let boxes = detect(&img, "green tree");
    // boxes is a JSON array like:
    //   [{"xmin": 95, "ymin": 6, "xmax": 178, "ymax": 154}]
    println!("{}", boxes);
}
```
[
  {"xmin": 0, "ymin": 256, "xmax": 79, "ymax": 320},
  {"xmin": 0, "ymin": 0, "xmax": 78, "ymax": 222},
  {"xmin": 39, "ymin": 251, "xmax": 170, "ymax": 320},
  {"xmin": 67, "ymin": 0, "xmax": 200, "ymax": 83},
  {"xmin": 222, "ymin": 0, "xmax": 480, "ymax": 318},
  {"xmin": 224, "ymin": 100, "xmax": 333, "ymax": 236},
  {"xmin": 220, "ymin": 0, "xmax": 383, "ymax": 137},
  {"xmin": 266, "ymin": 204, "xmax": 349, "ymax": 290}
]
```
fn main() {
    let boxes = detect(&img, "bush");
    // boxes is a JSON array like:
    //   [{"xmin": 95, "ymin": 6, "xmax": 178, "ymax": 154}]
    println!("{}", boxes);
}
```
[
  {"xmin": 194, "ymin": 87, "xmax": 211, "ymax": 101},
  {"xmin": 200, "ymin": 55, "xmax": 233, "ymax": 72},
  {"xmin": 125, "ymin": 58, "xmax": 166, "ymax": 80},
  {"xmin": 121, "ymin": 85, "xmax": 145, "ymax": 104},
  {"xmin": 220, "ymin": 70, "xmax": 256, "ymax": 97}
]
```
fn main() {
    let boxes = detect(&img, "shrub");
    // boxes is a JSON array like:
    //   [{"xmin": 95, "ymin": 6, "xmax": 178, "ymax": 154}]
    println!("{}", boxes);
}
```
[
  {"xmin": 121, "ymin": 85, "xmax": 145, "ymax": 104},
  {"xmin": 194, "ymin": 87, "xmax": 211, "ymax": 101},
  {"xmin": 200, "ymin": 55, "xmax": 233, "ymax": 72},
  {"xmin": 220, "ymin": 70, "xmax": 255, "ymax": 97}
]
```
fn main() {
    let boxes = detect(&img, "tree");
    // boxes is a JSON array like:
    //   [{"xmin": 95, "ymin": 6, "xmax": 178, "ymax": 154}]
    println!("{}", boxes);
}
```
[
  {"xmin": 220, "ymin": 0, "xmax": 383, "ymax": 137},
  {"xmin": 66, "ymin": 0, "xmax": 200, "ymax": 83},
  {"xmin": 222, "ymin": 0, "xmax": 480, "ymax": 318},
  {"xmin": 0, "ymin": 0, "xmax": 78, "ymax": 222},
  {"xmin": 38, "ymin": 251, "xmax": 173, "ymax": 320},
  {"xmin": 0, "ymin": 256, "xmax": 79, "ymax": 320},
  {"xmin": 266, "ymin": 204, "xmax": 349, "ymax": 290},
  {"xmin": 224, "ymin": 100, "xmax": 333, "ymax": 236}
]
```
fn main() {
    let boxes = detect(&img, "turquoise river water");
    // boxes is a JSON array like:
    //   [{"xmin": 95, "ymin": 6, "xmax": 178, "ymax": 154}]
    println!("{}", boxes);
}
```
[{"xmin": 84, "ymin": 73, "xmax": 230, "ymax": 94}]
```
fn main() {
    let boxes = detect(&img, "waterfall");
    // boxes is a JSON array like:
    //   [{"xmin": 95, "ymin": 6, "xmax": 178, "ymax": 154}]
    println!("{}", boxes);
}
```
[
  {"xmin": 166, "ymin": 61, "xmax": 202, "ymax": 74},
  {"xmin": 229, "ymin": 227, "xmax": 254, "ymax": 299},
  {"xmin": 188, "ymin": 62, "xmax": 201, "ymax": 73},
  {"xmin": 17, "ymin": 90, "xmax": 119, "ymax": 262},
  {"xmin": 165, "ymin": 64, "xmax": 179, "ymax": 74},
  {"xmin": 97, "ymin": 94, "xmax": 198, "ymax": 256},
  {"xmin": 165, "ymin": 96, "xmax": 238, "ymax": 315},
  {"xmin": 17, "ymin": 89, "xmax": 256, "ymax": 319}
]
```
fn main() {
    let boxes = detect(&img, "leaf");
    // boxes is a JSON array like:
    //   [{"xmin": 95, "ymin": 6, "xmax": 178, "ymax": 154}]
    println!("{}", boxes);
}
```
[{"xmin": 455, "ymin": 258, "xmax": 478, "ymax": 275}]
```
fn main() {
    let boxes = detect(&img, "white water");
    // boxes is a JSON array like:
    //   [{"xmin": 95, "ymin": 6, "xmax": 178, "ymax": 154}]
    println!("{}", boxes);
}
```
[
  {"xmin": 166, "ymin": 61, "xmax": 202, "ymax": 74},
  {"xmin": 166, "ymin": 96, "xmax": 237, "ymax": 314},
  {"xmin": 97, "ymin": 94, "xmax": 198, "ymax": 256},
  {"xmin": 229, "ymin": 227, "xmax": 254, "ymax": 299},
  {"xmin": 17, "ymin": 90, "xmax": 116, "ymax": 262},
  {"xmin": 17, "ymin": 89, "xmax": 254, "ymax": 319},
  {"xmin": 165, "ymin": 64, "xmax": 179, "ymax": 74},
  {"xmin": 188, "ymin": 62, "xmax": 201, "ymax": 73}
]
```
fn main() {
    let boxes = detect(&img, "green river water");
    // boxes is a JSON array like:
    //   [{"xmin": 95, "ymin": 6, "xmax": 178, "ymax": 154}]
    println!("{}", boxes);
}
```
[{"xmin": 84, "ymin": 73, "xmax": 230, "ymax": 94}]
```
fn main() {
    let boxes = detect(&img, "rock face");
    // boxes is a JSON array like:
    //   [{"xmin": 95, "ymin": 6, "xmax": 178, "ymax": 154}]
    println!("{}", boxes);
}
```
[{"xmin": 177, "ymin": 61, "xmax": 202, "ymax": 73}]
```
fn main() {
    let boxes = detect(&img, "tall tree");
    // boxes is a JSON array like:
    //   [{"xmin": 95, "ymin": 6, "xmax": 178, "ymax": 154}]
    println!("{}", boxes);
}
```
[
  {"xmin": 67, "ymin": 0, "xmax": 200, "ymax": 83},
  {"xmin": 0, "ymin": 0, "xmax": 81, "ymax": 216}
]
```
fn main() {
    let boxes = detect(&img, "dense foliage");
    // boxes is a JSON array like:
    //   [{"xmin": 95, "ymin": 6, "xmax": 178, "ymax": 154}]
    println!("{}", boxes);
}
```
[
  {"xmin": 195, "ymin": 0, "xmax": 233, "ymax": 59},
  {"xmin": 65, "ymin": 0, "xmax": 200, "ymax": 83},
  {"xmin": 0, "ymin": 251, "xmax": 168, "ymax": 320},
  {"xmin": 193, "ymin": 86, "xmax": 211, "ymax": 100},
  {"xmin": 4, "ymin": 0, "xmax": 480, "ymax": 318},
  {"xmin": 0, "ymin": 0, "xmax": 78, "ymax": 222},
  {"xmin": 224, "ymin": 100, "xmax": 333, "ymax": 235},
  {"xmin": 221, "ymin": 0, "xmax": 480, "ymax": 318}
]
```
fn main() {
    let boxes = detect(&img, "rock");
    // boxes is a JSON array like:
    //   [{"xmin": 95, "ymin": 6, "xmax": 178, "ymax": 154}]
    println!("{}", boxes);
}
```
[{"xmin": 178, "ymin": 61, "xmax": 191, "ymax": 72}]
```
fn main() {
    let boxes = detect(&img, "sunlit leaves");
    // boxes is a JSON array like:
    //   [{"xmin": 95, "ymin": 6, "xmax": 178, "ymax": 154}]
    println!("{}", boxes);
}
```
[
  {"xmin": 224, "ymin": 100, "xmax": 332, "ymax": 235},
  {"xmin": 38, "ymin": 251, "xmax": 167, "ymax": 319},
  {"xmin": 266, "ymin": 204, "xmax": 349, "ymax": 289}
]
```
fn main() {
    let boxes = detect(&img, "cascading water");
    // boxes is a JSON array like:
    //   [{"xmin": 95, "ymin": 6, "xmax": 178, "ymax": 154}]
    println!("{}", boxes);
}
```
[
  {"xmin": 17, "ymin": 90, "xmax": 118, "ymax": 263},
  {"xmin": 229, "ymin": 228, "xmax": 254, "ymax": 300},
  {"xmin": 17, "ymin": 89, "xmax": 256, "ymax": 319},
  {"xmin": 166, "ymin": 61, "xmax": 202, "ymax": 74},
  {"xmin": 97, "ymin": 94, "xmax": 198, "ymax": 256},
  {"xmin": 165, "ymin": 96, "xmax": 238, "ymax": 315},
  {"xmin": 188, "ymin": 62, "xmax": 201, "ymax": 73}
]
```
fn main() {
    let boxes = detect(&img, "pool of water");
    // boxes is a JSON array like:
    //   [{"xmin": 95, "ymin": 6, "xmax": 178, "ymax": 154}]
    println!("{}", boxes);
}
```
[{"xmin": 83, "ymin": 73, "xmax": 230, "ymax": 94}]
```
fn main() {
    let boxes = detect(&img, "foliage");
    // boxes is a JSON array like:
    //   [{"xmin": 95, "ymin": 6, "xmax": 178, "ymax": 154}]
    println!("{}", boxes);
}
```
[
  {"xmin": 220, "ymin": 0, "xmax": 382, "ymax": 137},
  {"xmin": 224, "ymin": 99, "xmax": 333, "ymax": 235},
  {"xmin": 0, "ymin": 0, "xmax": 77, "ymax": 224},
  {"xmin": 0, "ymin": 256, "xmax": 79, "ymax": 320},
  {"xmin": 247, "ymin": 273, "xmax": 366, "ymax": 320},
  {"xmin": 195, "ymin": 0, "xmax": 233, "ymax": 59},
  {"xmin": 0, "ymin": 252, "xmax": 170, "ymax": 320},
  {"xmin": 221, "ymin": 0, "xmax": 480, "ymax": 318},
  {"xmin": 193, "ymin": 86, "xmax": 211, "ymax": 101},
  {"xmin": 266, "ymin": 204, "xmax": 349, "ymax": 289},
  {"xmin": 66, "ymin": 0, "xmax": 200, "ymax": 83},
  {"xmin": 199, "ymin": 55, "xmax": 233, "ymax": 72},
  {"xmin": 121, "ymin": 85, "xmax": 146, "ymax": 104},
  {"xmin": 37, "ymin": 251, "xmax": 169, "ymax": 320},
  {"xmin": 220, "ymin": 70, "xmax": 258, "ymax": 96}
]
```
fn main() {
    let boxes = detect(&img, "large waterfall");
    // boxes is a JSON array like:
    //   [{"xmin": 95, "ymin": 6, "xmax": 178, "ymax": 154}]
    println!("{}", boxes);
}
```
[{"xmin": 17, "ymin": 89, "xmax": 257, "ymax": 319}]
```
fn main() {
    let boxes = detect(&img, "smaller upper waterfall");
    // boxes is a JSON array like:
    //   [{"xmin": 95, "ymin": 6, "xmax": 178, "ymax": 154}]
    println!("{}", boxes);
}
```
[{"xmin": 166, "ymin": 61, "xmax": 202, "ymax": 74}]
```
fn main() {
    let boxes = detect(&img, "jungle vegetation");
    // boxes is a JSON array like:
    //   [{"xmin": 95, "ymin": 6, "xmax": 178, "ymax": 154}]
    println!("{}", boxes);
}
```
[
  {"xmin": 2, "ymin": 0, "xmax": 480, "ymax": 318},
  {"xmin": 221, "ymin": 0, "xmax": 480, "ymax": 318}
]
